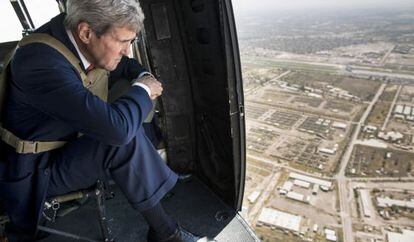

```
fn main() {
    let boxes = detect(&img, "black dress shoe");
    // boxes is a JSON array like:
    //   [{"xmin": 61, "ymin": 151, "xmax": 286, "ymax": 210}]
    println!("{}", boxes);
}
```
[{"xmin": 147, "ymin": 226, "xmax": 216, "ymax": 242}]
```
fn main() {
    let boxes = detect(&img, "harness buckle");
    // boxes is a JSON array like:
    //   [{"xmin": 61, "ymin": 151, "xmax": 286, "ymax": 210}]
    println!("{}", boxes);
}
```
[{"xmin": 16, "ymin": 141, "xmax": 39, "ymax": 154}]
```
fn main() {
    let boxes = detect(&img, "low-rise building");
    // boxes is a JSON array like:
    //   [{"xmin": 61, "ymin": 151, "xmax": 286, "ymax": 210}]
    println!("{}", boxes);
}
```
[
  {"xmin": 359, "ymin": 189, "xmax": 372, "ymax": 218},
  {"xmin": 312, "ymin": 184, "xmax": 319, "ymax": 195},
  {"xmin": 387, "ymin": 229, "xmax": 414, "ymax": 242},
  {"xmin": 280, "ymin": 181, "xmax": 293, "ymax": 195},
  {"xmin": 248, "ymin": 191, "xmax": 261, "ymax": 204},
  {"xmin": 364, "ymin": 125, "xmax": 377, "ymax": 133},
  {"xmin": 332, "ymin": 122, "xmax": 347, "ymax": 130},
  {"xmin": 324, "ymin": 229, "xmax": 337, "ymax": 242},
  {"xmin": 394, "ymin": 104, "xmax": 404, "ymax": 114},
  {"xmin": 377, "ymin": 197, "xmax": 414, "ymax": 209},
  {"xmin": 403, "ymin": 105, "xmax": 411, "ymax": 115},
  {"xmin": 378, "ymin": 131, "xmax": 403, "ymax": 142},
  {"xmin": 294, "ymin": 179, "xmax": 311, "ymax": 189},
  {"xmin": 318, "ymin": 147, "xmax": 336, "ymax": 155},
  {"xmin": 257, "ymin": 208, "xmax": 302, "ymax": 233},
  {"xmin": 289, "ymin": 172, "xmax": 332, "ymax": 189}
]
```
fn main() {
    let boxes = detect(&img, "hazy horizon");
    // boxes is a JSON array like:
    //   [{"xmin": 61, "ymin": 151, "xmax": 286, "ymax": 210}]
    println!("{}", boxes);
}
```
[
  {"xmin": 233, "ymin": 0, "xmax": 414, "ymax": 15},
  {"xmin": 1, "ymin": 0, "xmax": 414, "ymax": 42}
]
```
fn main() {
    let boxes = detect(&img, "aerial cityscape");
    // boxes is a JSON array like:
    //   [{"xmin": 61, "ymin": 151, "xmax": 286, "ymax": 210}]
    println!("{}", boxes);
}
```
[{"xmin": 236, "ymin": 3, "xmax": 414, "ymax": 242}]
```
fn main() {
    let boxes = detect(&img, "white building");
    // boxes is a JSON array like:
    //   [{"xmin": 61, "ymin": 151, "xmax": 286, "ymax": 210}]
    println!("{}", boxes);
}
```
[
  {"xmin": 378, "ymin": 131, "xmax": 403, "ymax": 142},
  {"xmin": 332, "ymin": 122, "xmax": 347, "ymax": 130},
  {"xmin": 318, "ymin": 148, "xmax": 336, "ymax": 155},
  {"xmin": 364, "ymin": 125, "xmax": 378, "ymax": 133},
  {"xmin": 394, "ymin": 104, "xmax": 404, "ymax": 114},
  {"xmin": 294, "ymin": 179, "xmax": 311, "ymax": 188},
  {"xmin": 403, "ymin": 106, "xmax": 412, "ymax": 115},
  {"xmin": 280, "ymin": 181, "xmax": 293, "ymax": 195},
  {"xmin": 257, "ymin": 208, "xmax": 302, "ymax": 232},
  {"xmin": 407, "ymin": 116, "xmax": 414, "ymax": 122},
  {"xmin": 387, "ymin": 229, "xmax": 414, "ymax": 242},
  {"xmin": 377, "ymin": 197, "xmax": 414, "ymax": 209},
  {"xmin": 307, "ymin": 93, "xmax": 323, "ymax": 98},
  {"xmin": 313, "ymin": 224, "xmax": 318, "ymax": 232},
  {"xmin": 359, "ymin": 189, "xmax": 372, "ymax": 218},
  {"xmin": 289, "ymin": 172, "xmax": 332, "ymax": 189},
  {"xmin": 312, "ymin": 184, "xmax": 319, "ymax": 195},
  {"xmin": 248, "ymin": 191, "xmax": 261, "ymax": 204},
  {"xmin": 324, "ymin": 229, "xmax": 337, "ymax": 242}
]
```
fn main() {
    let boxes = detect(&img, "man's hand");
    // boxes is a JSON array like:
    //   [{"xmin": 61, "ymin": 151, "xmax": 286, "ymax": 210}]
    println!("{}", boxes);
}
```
[{"xmin": 136, "ymin": 75, "xmax": 163, "ymax": 100}]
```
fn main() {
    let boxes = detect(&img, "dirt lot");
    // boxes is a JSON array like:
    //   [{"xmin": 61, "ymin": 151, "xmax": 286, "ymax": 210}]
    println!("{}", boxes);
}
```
[
  {"xmin": 347, "ymin": 145, "xmax": 414, "ymax": 177},
  {"xmin": 366, "ymin": 100, "xmax": 391, "ymax": 125},
  {"xmin": 379, "ymin": 84, "xmax": 398, "ymax": 102},
  {"xmin": 335, "ymin": 77, "xmax": 381, "ymax": 102},
  {"xmin": 324, "ymin": 101, "xmax": 354, "ymax": 113},
  {"xmin": 291, "ymin": 96, "xmax": 323, "ymax": 108},
  {"xmin": 244, "ymin": 158, "xmax": 273, "ymax": 201},
  {"xmin": 262, "ymin": 91, "xmax": 292, "ymax": 103},
  {"xmin": 281, "ymin": 71, "xmax": 380, "ymax": 101},
  {"xmin": 245, "ymin": 104, "xmax": 269, "ymax": 119}
]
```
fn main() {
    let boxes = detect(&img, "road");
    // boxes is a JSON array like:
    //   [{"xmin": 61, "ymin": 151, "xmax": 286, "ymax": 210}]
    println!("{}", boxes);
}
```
[
  {"xmin": 381, "ymin": 85, "xmax": 402, "ymax": 131},
  {"xmin": 336, "ymin": 83, "xmax": 386, "ymax": 242},
  {"xmin": 244, "ymin": 70, "xmax": 291, "ymax": 95},
  {"xmin": 247, "ymin": 166, "xmax": 279, "ymax": 225},
  {"xmin": 379, "ymin": 45, "xmax": 395, "ymax": 66}
]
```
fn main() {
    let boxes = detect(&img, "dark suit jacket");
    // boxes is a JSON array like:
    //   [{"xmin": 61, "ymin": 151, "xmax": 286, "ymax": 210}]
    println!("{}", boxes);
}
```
[{"xmin": 0, "ymin": 13, "xmax": 153, "ymax": 239}]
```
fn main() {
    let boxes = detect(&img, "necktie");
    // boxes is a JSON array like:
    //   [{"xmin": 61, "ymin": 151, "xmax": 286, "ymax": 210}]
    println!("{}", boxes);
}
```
[{"xmin": 86, "ymin": 64, "xmax": 95, "ymax": 73}]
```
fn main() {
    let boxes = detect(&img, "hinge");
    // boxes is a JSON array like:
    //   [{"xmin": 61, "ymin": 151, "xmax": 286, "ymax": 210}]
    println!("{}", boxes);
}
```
[{"xmin": 239, "ymin": 105, "xmax": 245, "ymax": 117}]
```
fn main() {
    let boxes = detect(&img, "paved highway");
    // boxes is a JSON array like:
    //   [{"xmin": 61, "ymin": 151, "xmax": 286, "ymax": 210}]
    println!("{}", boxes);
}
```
[{"xmin": 336, "ymin": 83, "xmax": 386, "ymax": 242}]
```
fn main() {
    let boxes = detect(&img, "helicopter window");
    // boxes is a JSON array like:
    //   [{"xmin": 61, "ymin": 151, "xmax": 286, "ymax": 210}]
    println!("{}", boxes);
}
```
[
  {"xmin": 234, "ymin": 0, "xmax": 414, "ymax": 241},
  {"xmin": 0, "ymin": 1, "xmax": 22, "ymax": 42}
]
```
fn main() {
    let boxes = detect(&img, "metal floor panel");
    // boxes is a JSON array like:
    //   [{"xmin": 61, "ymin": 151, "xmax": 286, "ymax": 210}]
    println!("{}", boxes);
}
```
[{"xmin": 39, "ymin": 177, "xmax": 259, "ymax": 242}]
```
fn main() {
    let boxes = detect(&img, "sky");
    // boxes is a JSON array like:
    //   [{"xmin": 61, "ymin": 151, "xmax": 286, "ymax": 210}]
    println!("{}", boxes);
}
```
[
  {"xmin": 0, "ymin": 0, "xmax": 59, "ymax": 42},
  {"xmin": 233, "ymin": 0, "xmax": 414, "ymax": 14},
  {"xmin": 1, "ymin": 0, "xmax": 414, "ymax": 42}
]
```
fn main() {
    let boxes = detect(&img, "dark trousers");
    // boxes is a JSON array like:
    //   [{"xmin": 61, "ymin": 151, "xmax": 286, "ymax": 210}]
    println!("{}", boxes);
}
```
[{"xmin": 47, "ymin": 127, "xmax": 177, "ymax": 211}]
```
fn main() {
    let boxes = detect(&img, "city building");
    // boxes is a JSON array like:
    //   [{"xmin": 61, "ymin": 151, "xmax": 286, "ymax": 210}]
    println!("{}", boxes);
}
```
[
  {"xmin": 363, "ymin": 125, "xmax": 378, "ymax": 133},
  {"xmin": 318, "ymin": 147, "xmax": 336, "ymax": 155},
  {"xmin": 257, "ymin": 208, "xmax": 302, "ymax": 233},
  {"xmin": 403, "ymin": 106, "xmax": 411, "ymax": 116},
  {"xmin": 248, "ymin": 191, "xmax": 261, "ymax": 204},
  {"xmin": 312, "ymin": 184, "xmax": 319, "ymax": 195},
  {"xmin": 386, "ymin": 229, "xmax": 414, "ymax": 242},
  {"xmin": 289, "ymin": 172, "xmax": 332, "ymax": 189},
  {"xmin": 394, "ymin": 104, "xmax": 404, "ymax": 114},
  {"xmin": 280, "ymin": 181, "xmax": 293, "ymax": 195},
  {"xmin": 293, "ymin": 179, "xmax": 311, "ymax": 189},
  {"xmin": 359, "ymin": 189, "xmax": 372, "ymax": 218},
  {"xmin": 332, "ymin": 122, "xmax": 347, "ymax": 130},
  {"xmin": 324, "ymin": 228, "xmax": 337, "ymax": 242},
  {"xmin": 378, "ymin": 131, "xmax": 403, "ymax": 142},
  {"xmin": 377, "ymin": 197, "xmax": 414, "ymax": 209}
]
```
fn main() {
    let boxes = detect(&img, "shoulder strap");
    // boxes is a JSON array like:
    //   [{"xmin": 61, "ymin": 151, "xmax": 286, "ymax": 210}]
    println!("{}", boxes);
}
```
[
  {"xmin": 0, "ymin": 33, "xmax": 89, "ymax": 154},
  {"xmin": 18, "ymin": 33, "xmax": 89, "ymax": 86}
]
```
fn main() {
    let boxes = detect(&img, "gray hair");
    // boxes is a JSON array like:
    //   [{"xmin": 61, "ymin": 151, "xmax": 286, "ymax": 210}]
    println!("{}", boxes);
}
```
[{"xmin": 64, "ymin": 0, "xmax": 145, "ymax": 36}]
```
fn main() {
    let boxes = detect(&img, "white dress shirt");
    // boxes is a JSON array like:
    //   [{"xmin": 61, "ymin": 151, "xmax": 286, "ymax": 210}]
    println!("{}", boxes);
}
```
[{"xmin": 66, "ymin": 29, "xmax": 151, "ymax": 97}]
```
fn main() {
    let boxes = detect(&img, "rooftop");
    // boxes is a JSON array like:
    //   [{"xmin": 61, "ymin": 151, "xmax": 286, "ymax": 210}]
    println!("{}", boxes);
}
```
[{"xmin": 257, "ymin": 208, "xmax": 302, "ymax": 232}]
